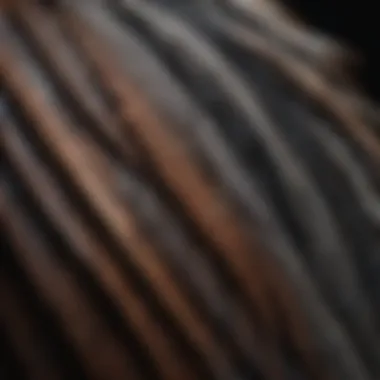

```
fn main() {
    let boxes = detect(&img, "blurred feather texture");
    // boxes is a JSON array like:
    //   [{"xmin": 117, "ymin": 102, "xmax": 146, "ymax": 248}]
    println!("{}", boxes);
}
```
[{"xmin": 1, "ymin": 1, "xmax": 379, "ymax": 380}]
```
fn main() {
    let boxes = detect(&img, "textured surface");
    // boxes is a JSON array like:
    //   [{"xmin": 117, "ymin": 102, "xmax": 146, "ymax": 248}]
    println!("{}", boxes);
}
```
[{"xmin": 1, "ymin": 1, "xmax": 379, "ymax": 380}]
